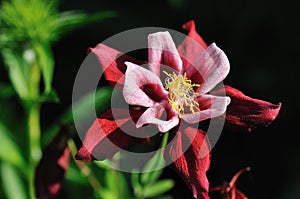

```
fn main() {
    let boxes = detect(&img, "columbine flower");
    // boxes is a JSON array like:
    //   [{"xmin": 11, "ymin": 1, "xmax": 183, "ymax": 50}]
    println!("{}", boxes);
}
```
[
  {"xmin": 210, "ymin": 167, "xmax": 251, "ymax": 199},
  {"xmin": 123, "ymin": 32, "xmax": 230, "ymax": 133},
  {"xmin": 75, "ymin": 20, "xmax": 281, "ymax": 199}
]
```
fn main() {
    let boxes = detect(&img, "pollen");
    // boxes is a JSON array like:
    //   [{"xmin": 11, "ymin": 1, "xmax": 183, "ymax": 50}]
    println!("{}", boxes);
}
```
[{"xmin": 163, "ymin": 71, "xmax": 200, "ymax": 117}]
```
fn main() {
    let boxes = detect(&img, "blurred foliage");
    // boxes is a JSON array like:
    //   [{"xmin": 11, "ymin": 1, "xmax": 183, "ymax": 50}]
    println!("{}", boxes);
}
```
[
  {"xmin": 0, "ymin": 0, "xmax": 115, "ymax": 98},
  {"xmin": 0, "ymin": 0, "xmax": 173, "ymax": 197},
  {"xmin": 131, "ymin": 133, "xmax": 174, "ymax": 199}
]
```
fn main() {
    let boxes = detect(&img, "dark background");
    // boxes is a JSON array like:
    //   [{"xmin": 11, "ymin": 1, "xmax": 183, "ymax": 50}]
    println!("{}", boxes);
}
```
[{"xmin": 3, "ymin": 0, "xmax": 298, "ymax": 198}]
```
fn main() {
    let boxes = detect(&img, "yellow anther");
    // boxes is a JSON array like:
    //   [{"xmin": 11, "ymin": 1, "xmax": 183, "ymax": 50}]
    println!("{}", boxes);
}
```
[{"xmin": 163, "ymin": 71, "xmax": 200, "ymax": 115}]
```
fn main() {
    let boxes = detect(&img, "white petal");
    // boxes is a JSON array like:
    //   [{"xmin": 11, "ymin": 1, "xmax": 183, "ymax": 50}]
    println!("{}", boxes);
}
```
[
  {"xmin": 136, "ymin": 104, "xmax": 179, "ymax": 132},
  {"xmin": 186, "ymin": 43, "xmax": 230, "ymax": 94},
  {"xmin": 181, "ymin": 94, "xmax": 231, "ymax": 123}
]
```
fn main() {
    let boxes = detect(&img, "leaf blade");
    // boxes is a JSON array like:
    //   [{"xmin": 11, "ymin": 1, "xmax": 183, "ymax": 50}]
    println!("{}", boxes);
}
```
[
  {"xmin": 1, "ymin": 162, "xmax": 27, "ymax": 199},
  {"xmin": 33, "ymin": 43, "xmax": 54, "ymax": 94},
  {"xmin": 0, "ymin": 122, "xmax": 26, "ymax": 170},
  {"xmin": 142, "ymin": 179, "xmax": 174, "ymax": 198},
  {"xmin": 141, "ymin": 133, "xmax": 169, "ymax": 184},
  {"xmin": 54, "ymin": 10, "xmax": 116, "ymax": 39}
]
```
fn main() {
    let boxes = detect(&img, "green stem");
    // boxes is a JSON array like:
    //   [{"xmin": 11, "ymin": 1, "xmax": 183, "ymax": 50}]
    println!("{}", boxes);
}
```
[
  {"xmin": 28, "ymin": 103, "xmax": 41, "ymax": 163},
  {"xmin": 27, "ymin": 102, "xmax": 41, "ymax": 199},
  {"xmin": 68, "ymin": 140, "xmax": 102, "ymax": 191},
  {"xmin": 26, "ymin": 50, "xmax": 42, "ymax": 199}
]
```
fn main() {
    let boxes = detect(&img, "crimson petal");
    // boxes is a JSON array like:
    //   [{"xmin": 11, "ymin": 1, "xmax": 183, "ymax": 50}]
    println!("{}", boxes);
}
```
[
  {"xmin": 75, "ymin": 109, "xmax": 146, "ymax": 161},
  {"xmin": 89, "ymin": 44, "xmax": 142, "ymax": 88},
  {"xmin": 221, "ymin": 85, "xmax": 281, "ymax": 132},
  {"xmin": 236, "ymin": 189, "xmax": 248, "ymax": 199},
  {"xmin": 35, "ymin": 128, "xmax": 70, "ymax": 199},
  {"xmin": 178, "ymin": 20, "xmax": 208, "ymax": 70},
  {"xmin": 164, "ymin": 126, "xmax": 211, "ymax": 199}
]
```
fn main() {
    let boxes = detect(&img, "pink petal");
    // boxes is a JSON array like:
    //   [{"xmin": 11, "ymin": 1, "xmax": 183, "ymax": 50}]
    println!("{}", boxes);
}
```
[
  {"xmin": 182, "ymin": 94, "xmax": 231, "ymax": 124},
  {"xmin": 177, "ymin": 20, "xmax": 208, "ymax": 70},
  {"xmin": 148, "ymin": 31, "xmax": 183, "ymax": 76},
  {"xmin": 35, "ymin": 129, "xmax": 70, "ymax": 199},
  {"xmin": 75, "ymin": 109, "xmax": 146, "ymax": 161},
  {"xmin": 164, "ymin": 126, "xmax": 211, "ymax": 199},
  {"xmin": 186, "ymin": 43, "xmax": 230, "ymax": 95},
  {"xmin": 136, "ymin": 103, "xmax": 179, "ymax": 132},
  {"xmin": 213, "ymin": 85, "xmax": 282, "ymax": 132},
  {"xmin": 123, "ymin": 62, "xmax": 167, "ymax": 107},
  {"xmin": 89, "ymin": 44, "xmax": 142, "ymax": 88}
]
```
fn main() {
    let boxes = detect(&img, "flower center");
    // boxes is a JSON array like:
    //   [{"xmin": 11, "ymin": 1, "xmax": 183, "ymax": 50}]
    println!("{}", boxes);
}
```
[{"xmin": 163, "ymin": 71, "xmax": 200, "ymax": 117}]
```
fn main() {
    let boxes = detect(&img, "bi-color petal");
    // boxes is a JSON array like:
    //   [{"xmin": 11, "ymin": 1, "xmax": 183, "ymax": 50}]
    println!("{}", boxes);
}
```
[
  {"xmin": 136, "ymin": 103, "xmax": 179, "ymax": 132},
  {"xmin": 186, "ymin": 43, "xmax": 230, "ymax": 95},
  {"xmin": 148, "ymin": 31, "xmax": 183, "ymax": 76},
  {"xmin": 123, "ymin": 62, "xmax": 167, "ymax": 107},
  {"xmin": 182, "ymin": 95, "xmax": 231, "ymax": 124}
]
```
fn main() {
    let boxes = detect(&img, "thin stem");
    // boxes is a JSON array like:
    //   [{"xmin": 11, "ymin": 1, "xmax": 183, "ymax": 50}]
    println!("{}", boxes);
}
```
[
  {"xmin": 160, "ymin": 132, "xmax": 169, "ymax": 148},
  {"xmin": 28, "ymin": 103, "xmax": 42, "ymax": 163},
  {"xmin": 68, "ymin": 139, "xmax": 102, "ymax": 191},
  {"xmin": 27, "ymin": 102, "xmax": 42, "ymax": 199},
  {"xmin": 26, "ymin": 50, "xmax": 42, "ymax": 199}
]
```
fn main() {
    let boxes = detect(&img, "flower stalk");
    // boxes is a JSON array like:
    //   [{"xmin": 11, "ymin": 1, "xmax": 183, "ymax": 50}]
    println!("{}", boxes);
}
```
[
  {"xmin": 27, "ymin": 66, "xmax": 42, "ymax": 199},
  {"xmin": 28, "ymin": 103, "xmax": 42, "ymax": 164}
]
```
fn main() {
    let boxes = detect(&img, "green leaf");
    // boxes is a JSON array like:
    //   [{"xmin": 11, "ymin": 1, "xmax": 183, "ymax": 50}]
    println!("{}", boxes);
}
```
[
  {"xmin": 140, "ymin": 152, "xmax": 164, "ymax": 185},
  {"xmin": 1, "ymin": 50, "xmax": 29, "ymax": 99},
  {"xmin": 42, "ymin": 86, "xmax": 112, "ymax": 146},
  {"xmin": 0, "ymin": 122, "xmax": 26, "ymax": 171},
  {"xmin": 104, "ymin": 169, "xmax": 131, "ymax": 199},
  {"xmin": 55, "ymin": 10, "xmax": 116, "ymax": 39},
  {"xmin": 39, "ymin": 88, "xmax": 59, "ymax": 103},
  {"xmin": 142, "ymin": 179, "xmax": 174, "ymax": 198},
  {"xmin": 1, "ymin": 162, "xmax": 27, "ymax": 199},
  {"xmin": 42, "ymin": 125, "xmax": 59, "ymax": 148},
  {"xmin": 61, "ymin": 86, "xmax": 113, "ymax": 124},
  {"xmin": 33, "ymin": 43, "xmax": 54, "ymax": 94},
  {"xmin": 131, "ymin": 170, "xmax": 143, "ymax": 197},
  {"xmin": 156, "ymin": 195, "xmax": 173, "ymax": 199},
  {"xmin": 65, "ymin": 161, "xmax": 89, "ymax": 185},
  {"xmin": 141, "ymin": 133, "xmax": 169, "ymax": 185},
  {"xmin": 0, "ymin": 83, "xmax": 15, "ymax": 98},
  {"xmin": 0, "ymin": 0, "xmax": 58, "ymax": 43},
  {"xmin": 93, "ymin": 160, "xmax": 113, "ymax": 170},
  {"xmin": 97, "ymin": 188, "xmax": 118, "ymax": 199}
]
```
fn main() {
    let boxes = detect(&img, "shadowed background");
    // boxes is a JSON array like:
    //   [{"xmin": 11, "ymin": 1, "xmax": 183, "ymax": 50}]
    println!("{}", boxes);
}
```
[{"xmin": 1, "ymin": 0, "xmax": 297, "ymax": 198}]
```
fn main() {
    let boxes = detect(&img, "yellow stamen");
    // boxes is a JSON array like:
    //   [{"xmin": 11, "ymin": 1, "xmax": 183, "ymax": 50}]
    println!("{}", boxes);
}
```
[{"xmin": 163, "ymin": 71, "xmax": 200, "ymax": 117}]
